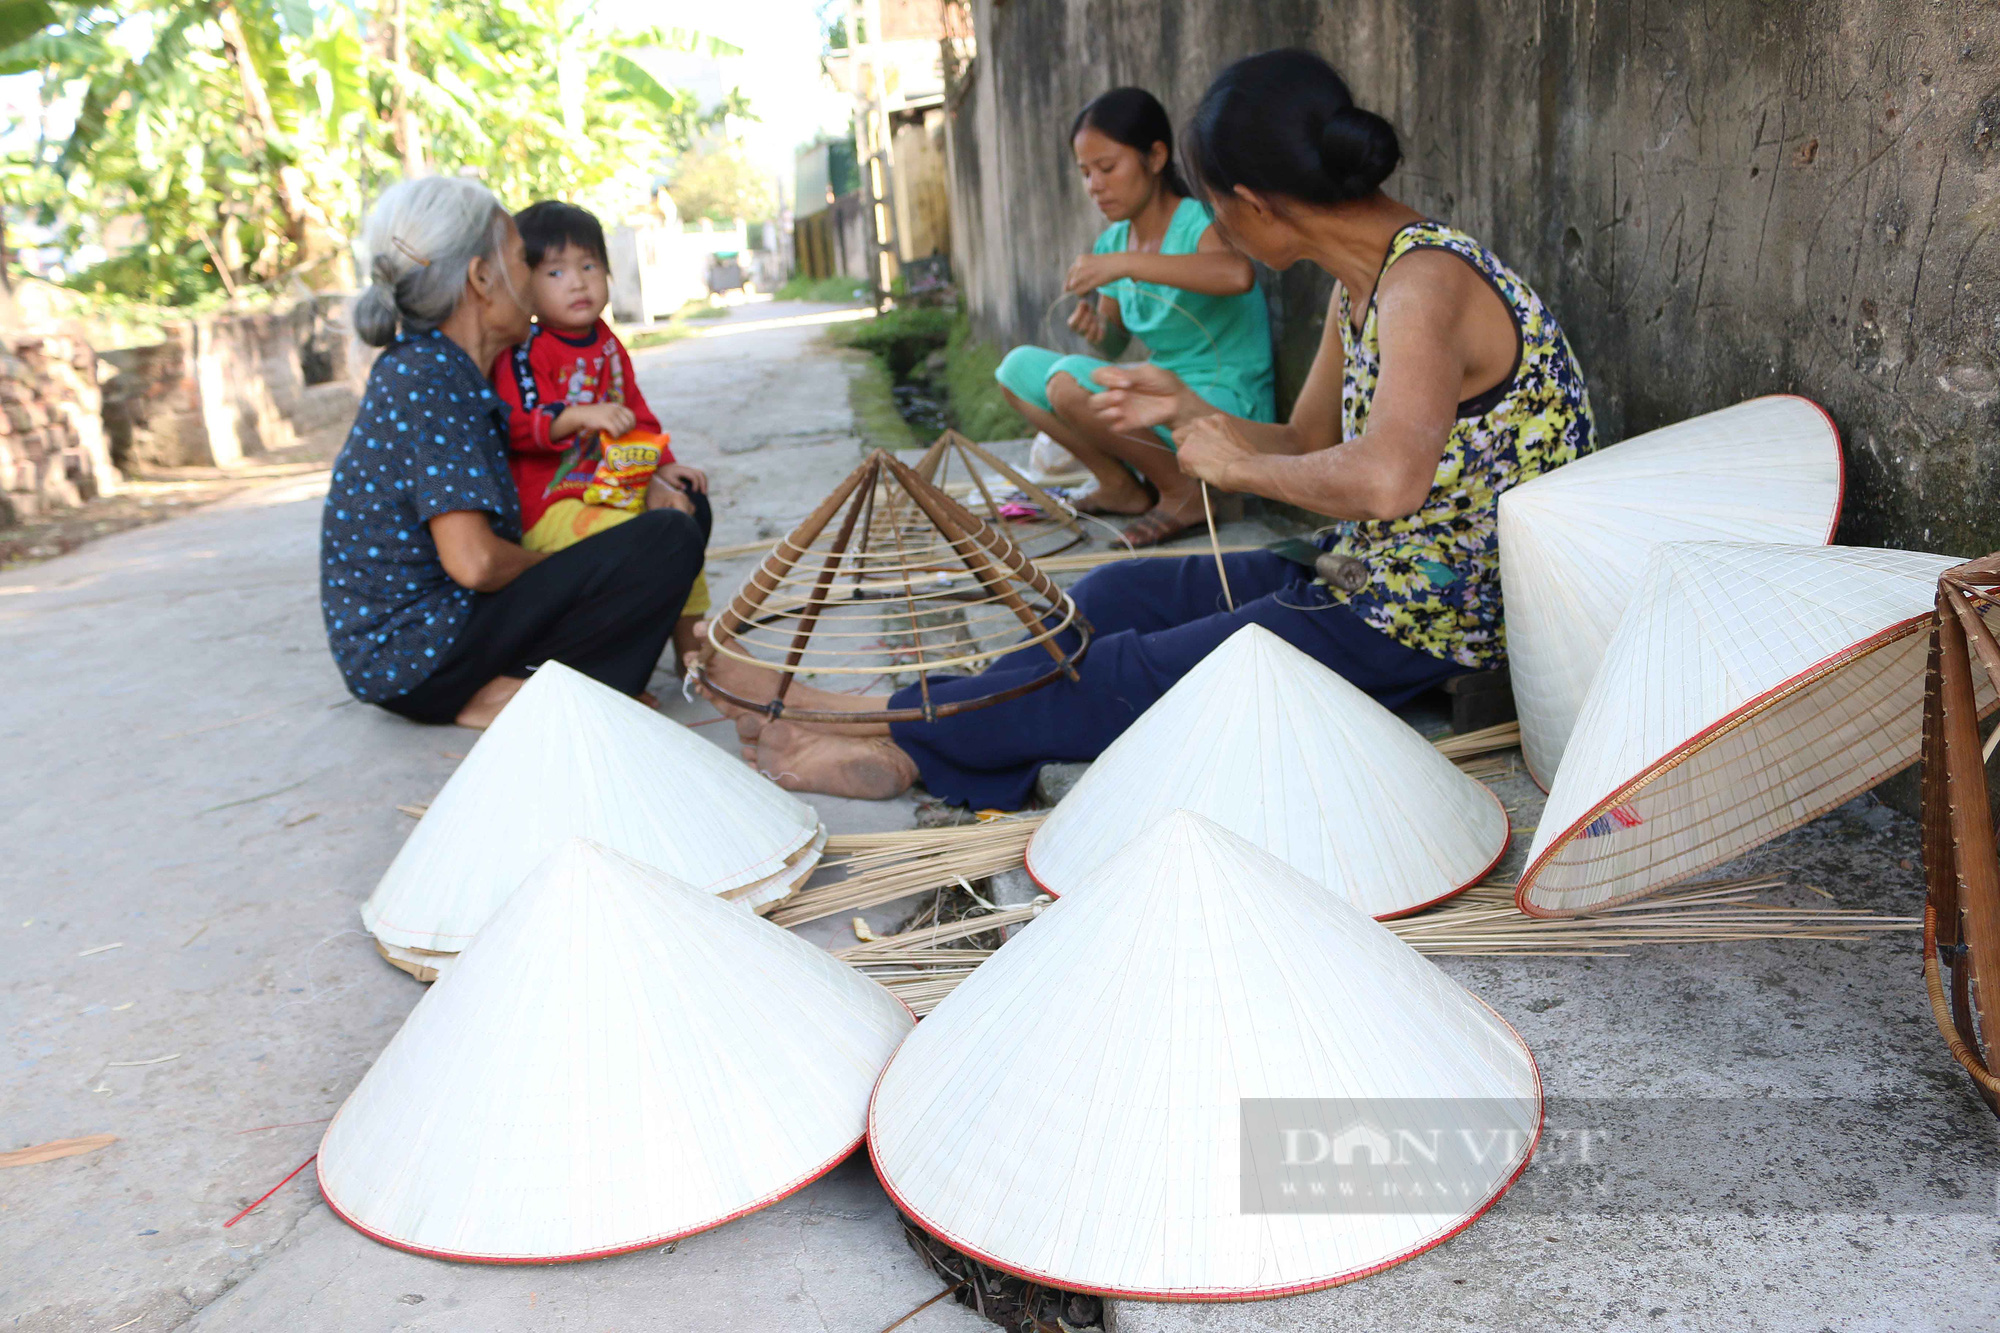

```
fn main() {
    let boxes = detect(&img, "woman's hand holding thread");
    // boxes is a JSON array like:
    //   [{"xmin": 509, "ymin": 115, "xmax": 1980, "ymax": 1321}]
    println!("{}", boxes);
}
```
[
  {"xmin": 1088, "ymin": 362, "xmax": 1190, "ymax": 434},
  {"xmin": 1172, "ymin": 413, "xmax": 1257, "ymax": 488}
]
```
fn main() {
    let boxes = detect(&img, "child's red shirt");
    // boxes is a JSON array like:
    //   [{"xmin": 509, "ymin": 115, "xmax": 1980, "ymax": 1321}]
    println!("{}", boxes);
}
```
[{"xmin": 490, "ymin": 320, "xmax": 672, "ymax": 530}]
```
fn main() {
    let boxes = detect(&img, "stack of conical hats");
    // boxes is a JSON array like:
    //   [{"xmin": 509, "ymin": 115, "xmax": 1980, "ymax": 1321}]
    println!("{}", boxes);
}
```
[
  {"xmin": 1026, "ymin": 625, "xmax": 1508, "ymax": 919},
  {"xmin": 873, "ymin": 811, "xmax": 1541, "ymax": 1299},
  {"xmin": 1517, "ymin": 543, "xmax": 1998, "ymax": 917},
  {"xmin": 363, "ymin": 661, "xmax": 824, "ymax": 979},
  {"xmin": 322, "ymin": 838, "xmax": 913, "ymax": 1261},
  {"xmin": 1498, "ymin": 395, "xmax": 1844, "ymax": 788}
]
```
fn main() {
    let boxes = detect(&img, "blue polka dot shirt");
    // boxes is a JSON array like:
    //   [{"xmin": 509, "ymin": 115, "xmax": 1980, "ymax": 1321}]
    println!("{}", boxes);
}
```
[{"xmin": 319, "ymin": 330, "xmax": 522, "ymax": 703}]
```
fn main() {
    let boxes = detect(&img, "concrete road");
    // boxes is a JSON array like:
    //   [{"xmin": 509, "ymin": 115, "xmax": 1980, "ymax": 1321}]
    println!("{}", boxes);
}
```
[
  {"xmin": 1, "ymin": 302, "xmax": 980, "ymax": 1333},
  {"xmin": 6, "ymin": 297, "xmax": 1999, "ymax": 1333}
]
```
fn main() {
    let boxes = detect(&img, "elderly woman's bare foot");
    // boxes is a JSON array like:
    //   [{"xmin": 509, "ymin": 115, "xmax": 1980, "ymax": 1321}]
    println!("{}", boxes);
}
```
[
  {"xmin": 684, "ymin": 621, "xmax": 783, "ymax": 719},
  {"xmin": 685, "ymin": 622, "xmax": 899, "ymax": 736},
  {"xmin": 753, "ymin": 721, "xmax": 917, "ymax": 800},
  {"xmin": 734, "ymin": 711, "xmax": 766, "ymax": 763},
  {"xmin": 455, "ymin": 675, "xmax": 526, "ymax": 729}
]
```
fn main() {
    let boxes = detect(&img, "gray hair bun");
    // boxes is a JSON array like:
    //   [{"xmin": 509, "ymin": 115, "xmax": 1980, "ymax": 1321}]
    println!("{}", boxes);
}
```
[{"xmin": 352, "ymin": 176, "xmax": 508, "ymax": 348}]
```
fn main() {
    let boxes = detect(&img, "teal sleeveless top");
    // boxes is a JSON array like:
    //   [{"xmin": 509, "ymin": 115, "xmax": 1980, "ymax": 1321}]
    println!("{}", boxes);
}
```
[{"xmin": 1093, "ymin": 197, "xmax": 1275, "ymax": 421}]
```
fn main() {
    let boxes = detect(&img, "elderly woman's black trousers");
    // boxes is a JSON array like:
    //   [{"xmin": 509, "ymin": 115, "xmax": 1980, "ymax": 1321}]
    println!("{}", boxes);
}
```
[{"xmin": 379, "ymin": 501, "xmax": 708, "ymax": 724}]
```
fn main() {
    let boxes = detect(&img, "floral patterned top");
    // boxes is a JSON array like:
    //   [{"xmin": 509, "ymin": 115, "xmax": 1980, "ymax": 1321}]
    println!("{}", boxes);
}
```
[{"xmin": 1321, "ymin": 221, "xmax": 1595, "ymax": 669}]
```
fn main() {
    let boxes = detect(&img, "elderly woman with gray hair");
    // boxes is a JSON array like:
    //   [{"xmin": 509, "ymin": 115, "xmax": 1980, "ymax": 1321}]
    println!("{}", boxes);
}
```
[{"xmin": 320, "ymin": 176, "xmax": 708, "ymax": 727}]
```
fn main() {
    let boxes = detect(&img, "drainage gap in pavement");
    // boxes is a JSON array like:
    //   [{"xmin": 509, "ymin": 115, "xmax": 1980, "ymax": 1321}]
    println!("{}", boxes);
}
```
[{"xmin": 901, "ymin": 1216, "xmax": 1104, "ymax": 1332}]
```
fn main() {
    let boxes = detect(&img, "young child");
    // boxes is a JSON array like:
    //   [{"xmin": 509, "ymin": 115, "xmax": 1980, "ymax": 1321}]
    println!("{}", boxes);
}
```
[{"xmin": 492, "ymin": 200, "xmax": 712, "ymax": 664}]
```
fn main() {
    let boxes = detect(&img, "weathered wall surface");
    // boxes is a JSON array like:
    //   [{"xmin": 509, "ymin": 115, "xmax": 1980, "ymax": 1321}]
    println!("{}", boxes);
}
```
[
  {"xmin": 947, "ymin": 0, "xmax": 2000, "ymax": 555},
  {"xmin": 0, "ymin": 331, "xmax": 114, "ymax": 525},
  {"xmin": 99, "ymin": 296, "xmax": 368, "ymax": 470}
]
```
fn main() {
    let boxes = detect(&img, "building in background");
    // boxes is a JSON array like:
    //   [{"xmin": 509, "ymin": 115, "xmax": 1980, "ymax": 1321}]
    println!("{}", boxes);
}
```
[{"xmin": 815, "ymin": 0, "xmax": 970, "ymax": 296}]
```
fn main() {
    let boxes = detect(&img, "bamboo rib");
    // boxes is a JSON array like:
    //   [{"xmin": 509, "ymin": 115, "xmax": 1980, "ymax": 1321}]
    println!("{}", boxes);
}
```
[
  {"xmin": 913, "ymin": 430, "xmax": 1087, "ymax": 558},
  {"xmin": 695, "ymin": 452, "xmax": 1089, "ymax": 717}
]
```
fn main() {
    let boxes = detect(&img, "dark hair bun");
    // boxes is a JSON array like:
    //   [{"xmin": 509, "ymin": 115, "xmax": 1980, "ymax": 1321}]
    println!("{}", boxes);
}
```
[
  {"xmin": 1184, "ymin": 48, "xmax": 1405, "ymax": 207},
  {"xmin": 1319, "ymin": 106, "xmax": 1401, "ymax": 196}
]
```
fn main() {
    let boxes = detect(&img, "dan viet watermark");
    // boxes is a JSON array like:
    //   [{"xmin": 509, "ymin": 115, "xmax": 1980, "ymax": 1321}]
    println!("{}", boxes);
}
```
[{"xmin": 1241, "ymin": 1098, "xmax": 2000, "ymax": 1216}]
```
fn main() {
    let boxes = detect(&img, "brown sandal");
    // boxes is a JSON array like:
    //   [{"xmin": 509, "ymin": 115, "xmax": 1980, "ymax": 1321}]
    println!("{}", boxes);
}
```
[{"xmin": 1119, "ymin": 505, "xmax": 1199, "ymax": 549}]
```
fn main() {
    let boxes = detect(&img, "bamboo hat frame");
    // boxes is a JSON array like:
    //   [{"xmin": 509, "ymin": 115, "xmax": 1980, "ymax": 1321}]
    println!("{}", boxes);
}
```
[
  {"xmin": 1919, "ymin": 553, "xmax": 2000, "ymax": 1118},
  {"xmin": 693, "ymin": 449, "xmax": 1090, "ymax": 724},
  {"xmin": 911, "ymin": 429, "xmax": 1087, "ymax": 558},
  {"xmin": 1498, "ymin": 395, "xmax": 1844, "ymax": 790},
  {"xmin": 1517, "ymin": 543, "xmax": 1997, "ymax": 919}
]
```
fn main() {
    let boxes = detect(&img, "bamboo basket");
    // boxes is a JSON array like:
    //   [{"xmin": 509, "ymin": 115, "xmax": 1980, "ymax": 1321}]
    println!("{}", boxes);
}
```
[{"xmin": 1920, "ymin": 553, "xmax": 2000, "ymax": 1118}]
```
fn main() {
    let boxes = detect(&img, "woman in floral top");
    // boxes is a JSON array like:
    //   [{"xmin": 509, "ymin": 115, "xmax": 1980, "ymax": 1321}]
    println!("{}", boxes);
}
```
[{"xmin": 694, "ymin": 48, "xmax": 1595, "ymax": 808}]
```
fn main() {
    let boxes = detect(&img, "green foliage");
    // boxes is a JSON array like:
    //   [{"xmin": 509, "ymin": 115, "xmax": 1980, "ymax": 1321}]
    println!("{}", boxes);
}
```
[
  {"xmin": 826, "ymin": 304, "xmax": 951, "ymax": 378},
  {"xmin": 824, "ymin": 304, "xmax": 1027, "ymax": 442},
  {"xmin": 944, "ymin": 312, "xmax": 1028, "ymax": 441},
  {"xmin": 667, "ymin": 142, "xmax": 776, "ymax": 224},
  {"xmin": 775, "ymin": 273, "xmax": 869, "ymax": 302},
  {"xmin": 0, "ymin": 0, "xmax": 750, "ymax": 304}
]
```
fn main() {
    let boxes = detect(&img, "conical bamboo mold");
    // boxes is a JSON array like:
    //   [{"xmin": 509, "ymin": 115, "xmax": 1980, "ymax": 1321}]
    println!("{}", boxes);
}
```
[
  {"xmin": 910, "ymin": 429, "xmax": 1086, "ymax": 558},
  {"xmin": 1498, "ymin": 395, "xmax": 1843, "ymax": 788},
  {"xmin": 1518, "ymin": 542, "xmax": 1998, "ymax": 918},
  {"xmin": 693, "ymin": 448, "xmax": 1089, "ymax": 723},
  {"xmin": 363, "ymin": 662, "xmax": 823, "ymax": 956},
  {"xmin": 322, "ymin": 838, "xmax": 914, "ymax": 1262},
  {"xmin": 872, "ymin": 811, "xmax": 1541, "ymax": 1299},
  {"xmin": 1025, "ymin": 625, "xmax": 1508, "ymax": 918}
]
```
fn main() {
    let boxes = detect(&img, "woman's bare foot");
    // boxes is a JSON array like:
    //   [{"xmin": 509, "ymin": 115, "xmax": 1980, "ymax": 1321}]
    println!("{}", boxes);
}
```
[
  {"xmin": 734, "ymin": 711, "xmax": 766, "ymax": 763},
  {"xmin": 685, "ymin": 621, "xmax": 897, "ymax": 735},
  {"xmin": 455, "ymin": 675, "xmax": 526, "ymax": 729},
  {"xmin": 683, "ymin": 621, "xmax": 782, "ymax": 720},
  {"xmin": 1069, "ymin": 475, "xmax": 1153, "ymax": 517},
  {"xmin": 753, "ymin": 721, "xmax": 918, "ymax": 800}
]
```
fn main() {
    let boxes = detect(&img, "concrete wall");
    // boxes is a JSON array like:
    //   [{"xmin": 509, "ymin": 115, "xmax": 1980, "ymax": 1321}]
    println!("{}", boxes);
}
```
[
  {"xmin": 0, "ymin": 330, "xmax": 115, "ymax": 524},
  {"xmin": 100, "ymin": 296, "xmax": 370, "ymax": 470},
  {"xmin": 946, "ymin": 0, "xmax": 2000, "ymax": 556}
]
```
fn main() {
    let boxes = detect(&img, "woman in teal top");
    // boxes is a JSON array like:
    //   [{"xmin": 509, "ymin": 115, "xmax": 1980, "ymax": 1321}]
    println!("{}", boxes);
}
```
[{"xmin": 995, "ymin": 87, "xmax": 1275, "ymax": 547}]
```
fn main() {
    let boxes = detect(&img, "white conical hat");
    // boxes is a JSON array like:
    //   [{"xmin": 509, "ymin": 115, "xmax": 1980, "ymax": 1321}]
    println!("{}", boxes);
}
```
[
  {"xmin": 1024, "ymin": 624, "xmax": 1507, "ymax": 918},
  {"xmin": 872, "ymin": 811, "xmax": 1541, "ymax": 1299},
  {"xmin": 322, "ymin": 838, "xmax": 913, "ymax": 1262},
  {"xmin": 1499, "ymin": 395, "xmax": 1843, "ymax": 788},
  {"xmin": 362, "ymin": 662, "xmax": 822, "ymax": 953},
  {"xmin": 1517, "ymin": 542, "xmax": 1992, "ymax": 917}
]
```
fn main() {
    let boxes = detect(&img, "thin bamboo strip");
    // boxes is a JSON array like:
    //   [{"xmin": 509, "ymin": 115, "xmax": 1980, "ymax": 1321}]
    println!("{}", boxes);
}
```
[
  {"xmin": 1033, "ymin": 545, "xmax": 1258, "ymax": 573},
  {"xmin": 836, "ymin": 904, "xmax": 1040, "ymax": 961},
  {"xmin": 1431, "ymin": 721, "xmax": 1522, "ymax": 760},
  {"xmin": 767, "ymin": 818, "xmax": 1044, "ymax": 928},
  {"xmin": 706, "ymin": 538, "xmax": 782, "ymax": 560},
  {"xmin": 844, "ymin": 871, "xmax": 1919, "ymax": 1014}
]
